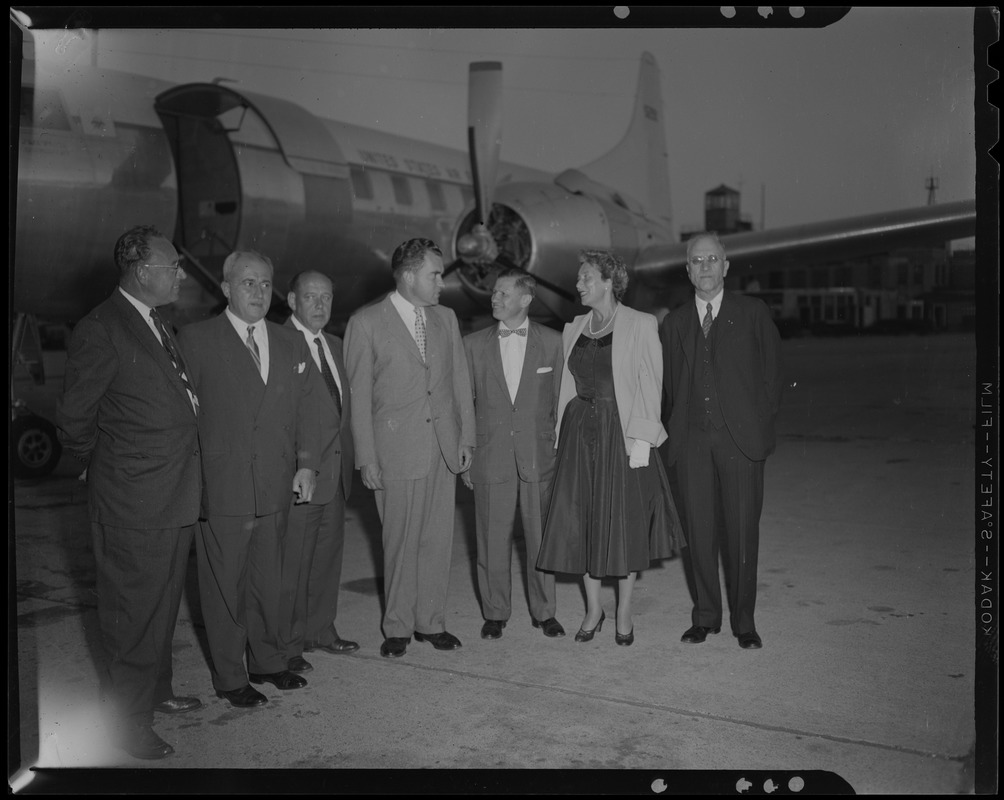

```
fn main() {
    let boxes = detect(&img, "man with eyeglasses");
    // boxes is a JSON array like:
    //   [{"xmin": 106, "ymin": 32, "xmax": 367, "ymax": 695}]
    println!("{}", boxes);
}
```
[
  {"xmin": 659, "ymin": 232, "xmax": 782, "ymax": 651},
  {"xmin": 178, "ymin": 251, "xmax": 322, "ymax": 708},
  {"xmin": 57, "ymin": 225, "xmax": 202, "ymax": 760}
]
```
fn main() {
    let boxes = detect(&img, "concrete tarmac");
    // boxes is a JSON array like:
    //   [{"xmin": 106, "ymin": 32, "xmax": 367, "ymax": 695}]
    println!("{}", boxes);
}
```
[{"xmin": 10, "ymin": 334, "xmax": 979, "ymax": 793}]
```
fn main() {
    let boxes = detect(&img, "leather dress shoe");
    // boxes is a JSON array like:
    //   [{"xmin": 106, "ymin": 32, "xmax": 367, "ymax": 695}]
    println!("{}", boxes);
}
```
[
  {"xmin": 287, "ymin": 655, "xmax": 313, "ymax": 673},
  {"xmin": 615, "ymin": 628, "xmax": 635, "ymax": 646},
  {"xmin": 481, "ymin": 619, "xmax": 506, "ymax": 640},
  {"xmin": 117, "ymin": 725, "xmax": 174, "ymax": 760},
  {"xmin": 153, "ymin": 696, "xmax": 202, "ymax": 715},
  {"xmin": 304, "ymin": 636, "xmax": 359, "ymax": 654},
  {"xmin": 574, "ymin": 611, "xmax": 605, "ymax": 643},
  {"xmin": 737, "ymin": 630, "xmax": 763, "ymax": 649},
  {"xmin": 215, "ymin": 684, "xmax": 268, "ymax": 708},
  {"xmin": 248, "ymin": 670, "xmax": 307, "ymax": 690},
  {"xmin": 380, "ymin": 637, "xmax": 410, "ymax": 658},
  {"xmin": 532, "ymin": 617, "xmax": 566, "ymax": 638},
  {"xmin": 681, "ymin": 624, "xmax": 721, "ymax": 644},
  {"xmin": 414, "ymin": 630, "xmax": 463, "ymax": 650}
]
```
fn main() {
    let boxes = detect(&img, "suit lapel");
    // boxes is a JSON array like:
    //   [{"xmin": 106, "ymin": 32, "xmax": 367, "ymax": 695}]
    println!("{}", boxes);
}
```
[
  {"xmin": 512, "ymin": 323, "xmax": 541, "ymax": 405},
  {"xmin": 485, "ymin": 325, "xmax": 508, "ymax": 398},
  {"xmin": 679, "ymin": 302, "xmax": 698, "ymax": 367},
  {"xmin": 383, "ymin": 297, "xmax": 425, "ymax": 364},
  {"xmin": 219, "ymin": 315, "xmax": 267, "ymax": 409}
]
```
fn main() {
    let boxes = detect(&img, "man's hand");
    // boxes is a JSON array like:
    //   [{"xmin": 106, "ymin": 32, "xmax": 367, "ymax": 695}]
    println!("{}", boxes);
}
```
[
  {"xmin": 292, "ymin": 468, "xmax": 317, "ymax": 504},
  {"xmin": 461, "ymin": 471, "xmax": 473, "ymax": 490},
  {"xmin": 361, "ymin": 463, "xmax": 383, "ymax": 491},
  {"xmin": 458, "ymin": 445, "xmax": 473, "ymax": 473}
]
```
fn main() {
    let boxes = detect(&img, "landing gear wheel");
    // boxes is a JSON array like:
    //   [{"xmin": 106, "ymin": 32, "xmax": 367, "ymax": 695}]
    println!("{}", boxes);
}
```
[{"xmin": 11, "ymin": 415, "xmax": 62, "ymax": 479}]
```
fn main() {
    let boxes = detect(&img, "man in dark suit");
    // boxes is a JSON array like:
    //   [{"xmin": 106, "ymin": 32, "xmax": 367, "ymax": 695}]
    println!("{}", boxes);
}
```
[
  {"xmin": 462, "ymin": 269, "xmax": 565, "ymax": 640},
  {"xmin": 57, "ymin": 225, "xmax": 202, "ymax": 760},
  {"xmin": 344, "ymin": 238, "xmax": 475, "ymax": 659},
  {"xmin": 178, "ymin": 251, "xmax": 321, "ymax": 707},
  {"xmin": 659, "ymin": 232, "xmax": 782, "ymax": 650},
  {"xmin": 278, "ymin": 270, "xmax": 358, "ymax": 674}
]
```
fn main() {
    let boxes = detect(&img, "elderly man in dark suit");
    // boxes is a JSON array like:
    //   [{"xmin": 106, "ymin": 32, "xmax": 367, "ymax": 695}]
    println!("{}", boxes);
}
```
[
  {"xmin": 659, "ymin": 232, "xmax": 782, "ymax": 650},
  {"xmin": 462, "ymin": 269, "xmax": 565, "ymax": 640},
  {"xmin": 344, "ymin": 238, "xmax": 475, "ymax": 659},
  {"xmin": 278, "ymin": 270, "xmax": 358, "ymax": 674},
  {"xmin": 57, "ymin": 225, "xmax": 202, "ymax": 760},
  {"xmin": 178, "ymin": 251, "xmax": 321, "ymax": 707}
]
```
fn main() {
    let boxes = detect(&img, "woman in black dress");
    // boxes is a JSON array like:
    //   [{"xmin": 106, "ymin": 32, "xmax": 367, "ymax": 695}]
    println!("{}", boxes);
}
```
[{"xmin": 537, "ymin": 250, "xmax": 682, "ymax": 645}]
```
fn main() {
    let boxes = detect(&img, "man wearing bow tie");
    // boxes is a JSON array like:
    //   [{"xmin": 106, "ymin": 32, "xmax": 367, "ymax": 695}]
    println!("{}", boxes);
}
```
[
  {"xmin": 462, "ymin": 269, "xmax": 566, "ymax": 640},
  {"xmin": 344, "ymin": 238, "xmax": 475, "ymax": 659},
  {"xmin": 178, "ymin": 251, "xmax": 321, "ymax": 707}
]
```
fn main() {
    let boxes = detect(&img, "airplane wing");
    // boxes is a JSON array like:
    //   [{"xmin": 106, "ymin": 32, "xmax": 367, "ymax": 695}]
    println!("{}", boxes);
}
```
[{"xmin": 633, "ymin": 199, "xmax": 977, "ymax": 288}]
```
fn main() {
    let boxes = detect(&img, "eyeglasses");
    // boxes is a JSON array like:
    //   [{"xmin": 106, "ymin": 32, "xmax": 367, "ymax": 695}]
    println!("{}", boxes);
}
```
[
  {"xmin": 140, "ymin": 262, "xmax": 185, "ymax": 275},
  {"xmin": 688, "ymin": 254, "xmax": 723, "ymax": 266}
]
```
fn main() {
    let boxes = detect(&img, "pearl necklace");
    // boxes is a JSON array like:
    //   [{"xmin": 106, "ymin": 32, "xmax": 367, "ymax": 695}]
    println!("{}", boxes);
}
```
[{"xmin": 588, "ymin": 304, "xmax": 618, "ymax": 336}]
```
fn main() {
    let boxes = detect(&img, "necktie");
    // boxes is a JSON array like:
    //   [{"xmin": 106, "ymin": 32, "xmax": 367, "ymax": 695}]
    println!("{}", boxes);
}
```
[
  {"xmin": 246, "ymin": 325, "xmax": 263, "ymax": 377},
  {"xmin": 314, "ymin": 337, "xmax": 342, "ymax": 414},
  {"xmin": 150, "ymin": 309, "xmax": 199, "ymax": 414},
  {"xmin": 414, "ymin": 306, "xmax": 427, "ymax": 362},
  {"xmin": 702, "ymin": 302, "xmax": 714, "ymax": 338},
  {"xmin": 498, "ymin": 327, "xmax": 527, "ymax": 338}
]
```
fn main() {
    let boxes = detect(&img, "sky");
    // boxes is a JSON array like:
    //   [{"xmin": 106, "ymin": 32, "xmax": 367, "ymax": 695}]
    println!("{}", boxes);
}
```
[{"xmin": 21, "ymin": 7, "xmax": 979, "ymax": 236}]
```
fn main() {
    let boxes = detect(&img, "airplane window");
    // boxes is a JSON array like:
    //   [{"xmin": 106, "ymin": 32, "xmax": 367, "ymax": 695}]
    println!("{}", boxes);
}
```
[
  {"xmin": 426, "ymin": 181, "xmax": 446, "ymax": 212},
  {"xmin": 351, "ymin": 167, "xmax": 374, "ymax": 200},
  {"xmin": 391, "ymin": 175, "xmax": 413, "ymax": 206}
]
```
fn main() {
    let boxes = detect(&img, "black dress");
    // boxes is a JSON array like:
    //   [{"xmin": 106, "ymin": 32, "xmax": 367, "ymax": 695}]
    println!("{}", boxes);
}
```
[{"xmin": 537, "ymin": 333, "xmax": 683, "ymax": 578}]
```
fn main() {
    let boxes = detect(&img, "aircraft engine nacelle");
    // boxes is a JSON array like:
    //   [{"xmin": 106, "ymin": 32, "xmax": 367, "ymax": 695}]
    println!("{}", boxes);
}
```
[{"xmin": 451, "ymin": 181, "xmax": 673, "ymax": 320}]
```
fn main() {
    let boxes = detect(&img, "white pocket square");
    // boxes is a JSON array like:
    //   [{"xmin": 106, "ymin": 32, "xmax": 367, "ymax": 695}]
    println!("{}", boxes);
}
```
[
  {"xmin": 296, "ymin": 362, "xmax": 306, "ymax": 374},
  {"xmin": 536, "ymin": 367, "xmax": 553, "ymax": 373}
]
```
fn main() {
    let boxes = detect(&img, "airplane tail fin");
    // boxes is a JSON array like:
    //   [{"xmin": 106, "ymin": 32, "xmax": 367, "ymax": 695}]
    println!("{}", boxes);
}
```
[{"xmin": 577, "ymin": 52, "xmax": 673, "ymax": 235}]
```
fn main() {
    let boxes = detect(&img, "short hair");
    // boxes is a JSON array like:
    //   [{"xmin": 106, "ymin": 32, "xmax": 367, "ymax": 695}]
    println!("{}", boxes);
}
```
[
  {"xmin": 288, "ymin": 270, "xmax": 333, "ymax": 295},
  {"xmin": 222, "ymin": 250, "xmax": 274, "ymax": 283},
  {"xmin": 686, "ymin": 232, "xmax": 726, "ymax": 259},
  {"xmin": 391, "ymin": 238, "xmax": 442, "ymax": 282},
  {"xmin": 494, "ymin": 267, "xmax": 536, "ymax": 299},
  {"xmin": 114, "ymin": 225, "xmax": 163, "ymax": 277},
  {"xmin": 579, "ymin": 249, "xmax": 628, "ymax": 301}
]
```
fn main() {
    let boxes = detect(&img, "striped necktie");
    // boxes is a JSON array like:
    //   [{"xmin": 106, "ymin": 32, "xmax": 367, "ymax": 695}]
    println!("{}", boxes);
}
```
[
  {"xmin": 150, "ymin": 309, "xmax": 199, "ymax": 415},
  {"xmin": 246, "ymin": 325, "xmax": 263, "ymax": 377},
  {"xmin": 702, "ymin": 302, "xmax": 714, "ymax": 338},
  {"xmin": 414, "ymin": 306, "xmax": 427, "ymax": 362},
  {"xmin": 314, "ymin": 337, "xmax": 342, "ymax": 414}
]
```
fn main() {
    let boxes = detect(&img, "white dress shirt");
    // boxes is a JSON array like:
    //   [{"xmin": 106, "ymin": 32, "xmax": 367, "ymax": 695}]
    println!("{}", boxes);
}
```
[
  {"xmin": 225, "ymin": 307, "xmax": 270, "ymax": 382},
  {"xmin": 389, "ymin": 290, "xmax": 423, "ymax": 347},
  {"xmin": 694, "ymin": 289, "xmax": 724, "ymax": 323},
  {"xmin": 498, "ymin": 321, "xmax": 528, "ymax": 403},
  {"xmin": 289, "ymin": 314, "xmax": 342, "ymax": 395}
]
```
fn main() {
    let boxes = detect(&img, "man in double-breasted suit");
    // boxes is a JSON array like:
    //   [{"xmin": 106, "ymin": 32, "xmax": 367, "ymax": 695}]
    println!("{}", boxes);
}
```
[
  {"xmin": 278, "ymin": 270, "xmax": 358, "ymax": 675},
  {"xmin": 462, "ymin": 269, "xmax": 565, "ymax": 640},
  {"xmin": 344, "ymin": 238, "xmax": 475, "ymax": 659},
  {"xmin": 178, "ymin": 251, "xmax": 321, "ymax": 707},
  {"xmin": 57, "ymin": 225, "xmax": 202, "ymax": 760},
  {"xmin": 659, "ymin": 232, "xmax": 782, "ymax": 650}
]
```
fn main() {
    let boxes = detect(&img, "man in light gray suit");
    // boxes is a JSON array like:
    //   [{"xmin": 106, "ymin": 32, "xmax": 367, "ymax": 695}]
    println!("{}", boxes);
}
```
[
  {"xmin": 462, "ymin": 269, "xmax": 565, "ymax": 640},
  {"xmin": 344, "ymin": 238, "xmax": 475, "ymax": 659}
]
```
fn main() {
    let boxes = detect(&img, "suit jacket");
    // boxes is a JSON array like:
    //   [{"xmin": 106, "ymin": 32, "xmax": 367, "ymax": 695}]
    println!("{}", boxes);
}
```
[
  {"xmin": 556, "ymin": 304, "xmax": 668, "ymax": 454},
  {"xmin": 284, "ymin": 319, "xmax": 354, "ymax": 503},
  {"xmin": 344, "ymin": 294, "xmax": 475, "ymax": 480},
  {"xmin": 57, "ymin": 289, "xmax": 201, "ymax": 528},
  {"xmin": 463, "ymin": 320, "xmax": 563, "ymax": 484},
  {"xmin": 178, "ymin": 314, "xmax": 322, "ymax": 517},
  {"xmin": 660, "ymin": 290, "xmax": 783, "ymax": 464}
]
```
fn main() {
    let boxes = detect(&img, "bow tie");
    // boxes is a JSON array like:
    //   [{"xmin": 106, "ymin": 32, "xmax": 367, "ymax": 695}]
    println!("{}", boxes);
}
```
[{"xmin": 499, "ymin": 327, "xmax": 527, "ymax": 338}]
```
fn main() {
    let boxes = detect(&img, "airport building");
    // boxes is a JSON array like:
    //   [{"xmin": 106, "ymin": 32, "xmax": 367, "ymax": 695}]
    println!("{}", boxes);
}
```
[{"xmin": 682, "ymin": 184, "xmax": 975, "ymax": 335}]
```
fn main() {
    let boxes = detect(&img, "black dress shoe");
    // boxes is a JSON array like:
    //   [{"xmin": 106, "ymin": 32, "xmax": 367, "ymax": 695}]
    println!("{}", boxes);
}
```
[
  {"xmin": 481, "ymin": 619, "xmax": 506, "ymax": 639},
  {"xmin": 287, "ymin": 655, "xmax": 313, "ymax": 673},
  {"xmin": 414, "ymin": 630, "xmax": 462, "ymax": 650},
  {"xmin": 117, "ymin": 725, "xmax": 174, "ymax": 760},
  {"xmin": 248, "ymin": 670, "xmax": 307, "ymax": 690},
  {"xmin": 737, "ymin": 631, "xmax": 763, "ymax": 649},
  {"xmin": 574, "ymin": 611, "xmax": 605, "ymax": 643},
  {"xmin": 532, "ymin": 617, "xmax": 566, "ymax": 637},
  {"xmin": 153, "ymin": 696, "xmax": 202, "ymax": 715},
  {"xmin": 305, "ymin": 637, "xmax": 360, "ymax": 654},
  {"xmin": 681, "ymin": 624, "xmax": 721, "ymax": 644},
  {"xmin": 615, "ymin": 628, "xmax": 635, "ymax": 646},
  {"xmin": 380, "ymin": 637, "xmax": 410, "ymax": 658},
  {"xmin": 215, "ymin": 684, "xmax": 268, "ymax": 708}
]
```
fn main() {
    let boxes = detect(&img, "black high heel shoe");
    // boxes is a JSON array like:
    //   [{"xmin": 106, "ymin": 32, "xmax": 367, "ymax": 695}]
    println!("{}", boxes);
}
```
[
  {"xmin": 615, "ymin": 628, "xmax": 634, "ymax": 646},
  {"xmin": 574, "ymin": 611, "xmax": 605, "ymax": 643}
]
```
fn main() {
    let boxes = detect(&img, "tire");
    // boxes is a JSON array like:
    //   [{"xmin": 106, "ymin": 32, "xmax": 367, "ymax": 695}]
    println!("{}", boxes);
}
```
[{"xmin": 11, "ymin": 415, "xmax": 62, "ymax": 479}]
